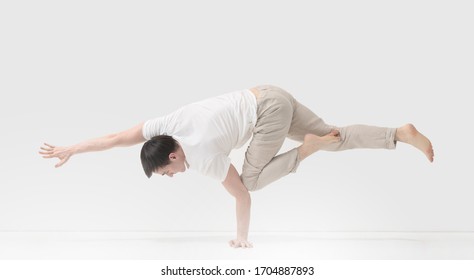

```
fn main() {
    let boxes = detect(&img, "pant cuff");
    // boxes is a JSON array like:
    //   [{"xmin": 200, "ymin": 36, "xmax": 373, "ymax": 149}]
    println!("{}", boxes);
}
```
[
  {"xmin": 290, "ymin": 148, "xmax": 301, "ymax": 173},
  {"xmin": 386, "ymin": 128, "xmax": 397, "ymax": 149}
]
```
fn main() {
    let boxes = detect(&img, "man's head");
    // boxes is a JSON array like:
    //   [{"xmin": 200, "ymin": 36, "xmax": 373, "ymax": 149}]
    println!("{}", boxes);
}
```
[{"xmin": 140, "ymin": 135, "xmax": 187, "ymax": 178}]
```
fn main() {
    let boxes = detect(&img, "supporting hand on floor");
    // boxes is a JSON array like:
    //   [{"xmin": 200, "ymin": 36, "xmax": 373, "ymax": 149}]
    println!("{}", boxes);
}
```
[{"xmin": 229, "ymin": 239, "xmax": 253, "ymax": 248}]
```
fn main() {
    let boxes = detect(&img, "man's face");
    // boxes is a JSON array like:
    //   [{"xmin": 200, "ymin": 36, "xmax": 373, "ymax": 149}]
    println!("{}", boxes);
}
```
[{"xmin": 154, "ymin": 152, "xmax": 187, "ymax": 178}]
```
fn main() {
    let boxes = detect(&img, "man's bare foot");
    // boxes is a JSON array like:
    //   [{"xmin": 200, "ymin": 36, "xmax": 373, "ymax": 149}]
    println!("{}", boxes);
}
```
[
  {"xmin": 395, "ymin": 123, "xmax": 434, "ymax": 162},
  {"xmin": 298, "ymin": 130, "xmax": 341, "ymax": 161}
]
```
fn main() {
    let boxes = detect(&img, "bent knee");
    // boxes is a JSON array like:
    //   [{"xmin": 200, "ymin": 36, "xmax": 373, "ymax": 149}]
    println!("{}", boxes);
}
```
[{"xmin": 240, "ymin": 174, "xmax": 261, "ymax": 192}]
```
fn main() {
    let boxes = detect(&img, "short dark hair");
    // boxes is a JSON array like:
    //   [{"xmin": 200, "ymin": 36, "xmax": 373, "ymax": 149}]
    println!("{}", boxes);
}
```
[{"xmin": 140, "ymin": 135, "xmax": 179, "ymax": 178}]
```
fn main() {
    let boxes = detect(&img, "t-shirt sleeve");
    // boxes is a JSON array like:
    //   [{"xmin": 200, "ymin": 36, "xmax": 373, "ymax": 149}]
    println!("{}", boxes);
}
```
[
  {"xmin": 205, "ymin": 154, "xmax": 232, "ymax": 182},
  {"xmin": 142, "ymin": 117, "xmax": 164, "ymax": 140}
]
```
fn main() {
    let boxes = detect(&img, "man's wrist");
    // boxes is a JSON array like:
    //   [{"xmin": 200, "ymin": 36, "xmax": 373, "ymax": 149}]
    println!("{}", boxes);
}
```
[
  {"xmin": 237, "ymin": 234, "xmax": 248, "ymax": 240},
  {"xmin": 70, "ymin": 144, "xmax": 80, "ymax": 154}
]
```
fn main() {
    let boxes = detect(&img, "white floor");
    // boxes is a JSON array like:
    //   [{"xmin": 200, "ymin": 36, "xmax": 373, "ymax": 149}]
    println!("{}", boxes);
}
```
[{"xmin": 1, "ymin": 232, "xmax": 473, "ymax": 260}]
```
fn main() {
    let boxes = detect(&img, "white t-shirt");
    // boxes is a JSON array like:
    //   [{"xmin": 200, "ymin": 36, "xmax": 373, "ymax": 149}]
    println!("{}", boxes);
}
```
[{"xmin": 142, "ymin": 89, "xmax": 257, "ymax": 181}]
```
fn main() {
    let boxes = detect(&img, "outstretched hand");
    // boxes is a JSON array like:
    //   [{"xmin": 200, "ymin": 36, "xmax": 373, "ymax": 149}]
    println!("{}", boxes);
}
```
[
  {"xmin": 38, "ymin": 143, "xmax": 74, "ymax": 168},
  {"xmin": 229, "ymin": 239, "xmax": 253, "ymax": 249}
]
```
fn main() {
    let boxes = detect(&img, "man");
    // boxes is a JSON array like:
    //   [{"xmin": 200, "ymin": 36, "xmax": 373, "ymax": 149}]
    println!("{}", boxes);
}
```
[{"xmin": 39, "ymin": 84, "xmax": 434, "ymax": 249}]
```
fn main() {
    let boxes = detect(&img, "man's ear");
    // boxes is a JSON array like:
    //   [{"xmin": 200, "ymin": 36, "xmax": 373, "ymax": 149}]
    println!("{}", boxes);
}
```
[{"xmin": 169, "ymin": 153, "xmax": 177, "ymax": 160}]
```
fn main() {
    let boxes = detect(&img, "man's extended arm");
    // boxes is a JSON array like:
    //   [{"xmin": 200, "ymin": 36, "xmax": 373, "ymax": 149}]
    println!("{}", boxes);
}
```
[
  {"xmin": 222, "ymin": 163, "xmax": 253, "ymax": 248},
  {"xmin": 39, "ymin": 122, "xmax": 146, "ymax": 167}
]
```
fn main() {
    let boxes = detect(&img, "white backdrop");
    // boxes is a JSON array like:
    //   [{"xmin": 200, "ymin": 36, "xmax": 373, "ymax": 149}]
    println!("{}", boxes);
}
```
[{"xmin": 0, "ymin": 0, "xmax": 472, "ymax": 232}]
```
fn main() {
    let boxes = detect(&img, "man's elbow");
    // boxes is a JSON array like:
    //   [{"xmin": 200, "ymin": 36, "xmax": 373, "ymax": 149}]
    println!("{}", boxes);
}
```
[
  {"xmin": 113, "ymin": 131, "xmax": 143, "ymax": 147},
  {"xmin": 106, "ymin": 133, "xmax": 121, "ymax": 147},
  {"xmin": 235, "ymin": 189, "xmax": 251, "ymax": 202}
]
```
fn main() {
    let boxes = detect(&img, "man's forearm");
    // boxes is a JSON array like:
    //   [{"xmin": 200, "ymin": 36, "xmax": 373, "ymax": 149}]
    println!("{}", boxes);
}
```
[
  {"xmin": 222, "ymin": 164, "xmax": 253, "ymax": 247},
  {"xmin": 72, "ymin": 134, "xmax": 119, "ymax": 154},
  {"xmin": 236, "ymin": 192, "xmax": 251, "ymax": 240},
  {"xmin": 71, "ymin": 122, "xmax": 145, "ymax": 155}
]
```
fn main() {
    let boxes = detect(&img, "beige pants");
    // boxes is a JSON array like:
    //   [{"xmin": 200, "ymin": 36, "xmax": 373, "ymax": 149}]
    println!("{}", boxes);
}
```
[{"xmin": 241, "ymin": 85, "xmax": 397, "ymax": 192}]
